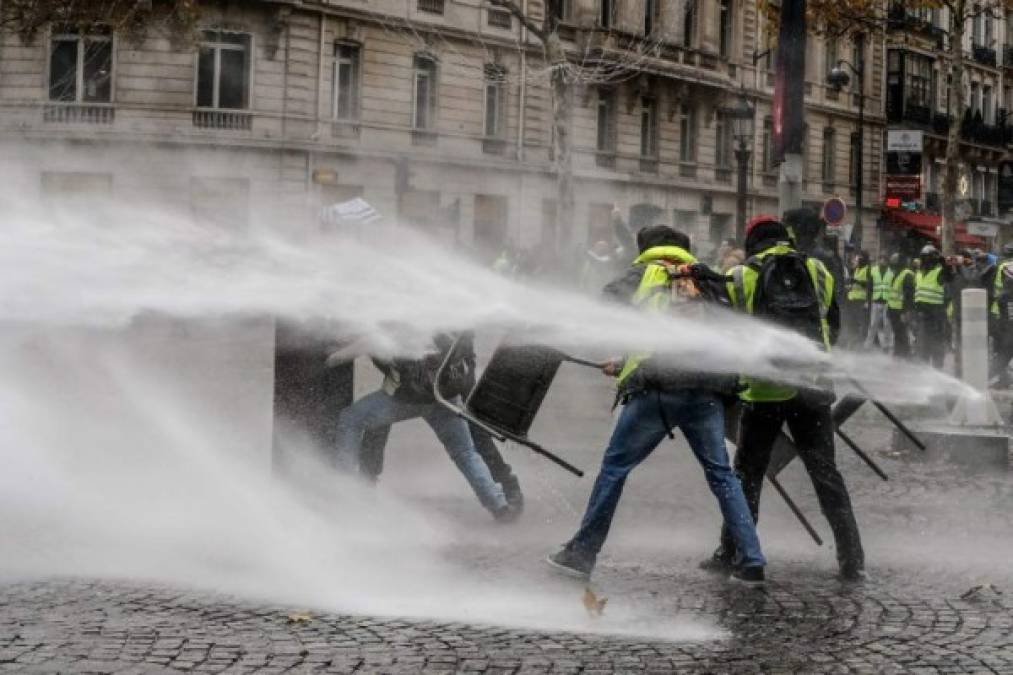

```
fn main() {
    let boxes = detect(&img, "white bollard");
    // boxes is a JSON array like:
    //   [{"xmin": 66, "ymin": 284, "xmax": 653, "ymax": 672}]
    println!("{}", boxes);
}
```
[{"xmin": 950, "ymin": 288, "xmax": 1003, "ymax": 426}]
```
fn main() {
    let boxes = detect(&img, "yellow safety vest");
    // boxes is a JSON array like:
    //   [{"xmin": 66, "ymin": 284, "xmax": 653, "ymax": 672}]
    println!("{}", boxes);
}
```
[
  {"xmin": 914, "ymin": 267, "xmax": 945, "ymax": 306},
  {"xmin": 991, "ymin": 260, "xmax": 1013, "ymax": 317},
  {"xmin": 615, "ymin": 245, "xmax": 697, "ymax": 387},
  {"xmin": 870, "ymin": 265, "xmax": 894, "ymax": 302},
  {"xmin": 848, "ymin": 265, "xmax": 869, "ymax": 302},
  {"xmin": 888, "ymin": 268, "xmax": 914, "ymax": 311}
]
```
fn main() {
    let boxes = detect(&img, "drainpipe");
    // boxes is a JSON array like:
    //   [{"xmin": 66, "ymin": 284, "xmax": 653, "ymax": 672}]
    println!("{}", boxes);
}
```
[
  {"xmin": 517, "ymin": 0, "xmax": 528, "ymax": 162},
  {"xmin": 317, "ymin": 9, "xmax": 325, "ymax": 133}
]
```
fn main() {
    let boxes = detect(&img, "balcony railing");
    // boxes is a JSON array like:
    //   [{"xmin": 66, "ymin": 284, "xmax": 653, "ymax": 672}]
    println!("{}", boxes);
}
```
[
  {"xmin": 904, "ymin": 103, "xmax": 932, "ymax": 125},
  {"xmin": 43, "ymin": 103, "xmax": 114, "ymax": 125},
  {"xmin": 192, "ymin": 109, "xmax": 252, "ymax": 131},
  {"xmin": 972, "ymin": 44, "xmax": 997, "ymax": 68},
  {"xmin": 887, "ymin": 5, "xmax": 945, "ymax": 47}
]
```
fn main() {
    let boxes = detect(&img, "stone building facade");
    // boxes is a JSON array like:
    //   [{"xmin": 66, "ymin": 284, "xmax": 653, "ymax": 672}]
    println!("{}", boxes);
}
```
[{"xmin": 0, "ymin": 0, "xmax": 886, "ymax": 262}]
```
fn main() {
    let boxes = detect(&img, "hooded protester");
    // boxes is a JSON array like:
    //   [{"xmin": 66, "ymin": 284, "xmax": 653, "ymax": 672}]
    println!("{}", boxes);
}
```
[
  {"xmin": 701, "ymin": 215, "xmax": 866, "ymax": 582},
  {"xmin": 580, "ymin": 240, "xmax": 621, "ymax": 294},
  {"xmin": 334, "ymin": 332, "xmax": 518, "ymax": 522},
  {"xmin": 547, "ymin": 225, "xmax": 767, "ymax": 585}
]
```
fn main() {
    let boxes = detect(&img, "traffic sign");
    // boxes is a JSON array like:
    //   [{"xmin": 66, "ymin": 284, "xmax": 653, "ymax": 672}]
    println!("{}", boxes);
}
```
[{"xmin": 821, "ymin": 197, "xmax": 847, "ymax": 226}]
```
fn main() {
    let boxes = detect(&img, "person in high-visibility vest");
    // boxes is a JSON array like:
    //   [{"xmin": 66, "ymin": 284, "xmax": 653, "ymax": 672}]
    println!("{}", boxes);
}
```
[
  {"xmin": 990, "ymin": 243, "xmax": 1013, "ymax": 387},
  {"xmin": 547, "ymin": 225, "xmax": 766, "ymax": 584},
  {"xmin": 863, "ymin": 253, "xmax": 894, "ymax": 351},
  {"xmin": 700, "ymin": 216, "xmax": 865, "ymax": 582},
  {"xmin": 843, "ymin": 251, "xmax": 870, "ymax": 348},
  {"xmin": 887, "ymin": 253, "xmax": 916, "ymax": 358},
  {"xmin": 914, "ymin": 245, "xmax": 954, "ymax": 368}
]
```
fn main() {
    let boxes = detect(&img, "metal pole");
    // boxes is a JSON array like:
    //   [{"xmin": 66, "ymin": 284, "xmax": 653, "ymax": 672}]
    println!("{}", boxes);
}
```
[
  {"xmin": 853, "ymin": 32, "xmax": 865, "ymax": 247},
  {"xmin": 736, "ymin": 143, "xmax": 750, "ymax": 243}
]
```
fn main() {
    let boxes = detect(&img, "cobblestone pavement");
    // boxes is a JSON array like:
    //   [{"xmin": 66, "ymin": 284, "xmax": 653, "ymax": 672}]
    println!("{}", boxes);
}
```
[
  {"xmin": 1, "ymin": 570, "xmax": 1011, "ymax": 674},
  {"xmin": 4, "ymin": 367, "xmax": 1013, "ymax": 673}
]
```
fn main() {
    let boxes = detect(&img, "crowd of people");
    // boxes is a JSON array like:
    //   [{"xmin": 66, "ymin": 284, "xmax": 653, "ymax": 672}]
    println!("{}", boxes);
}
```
[
  {"xmin": 329, "ymin": 206, "xmax": 1013, "ymax": 587},
  {"xmin": 840, "ymin": 241, "xmax": 1013, "ymax": 385}
]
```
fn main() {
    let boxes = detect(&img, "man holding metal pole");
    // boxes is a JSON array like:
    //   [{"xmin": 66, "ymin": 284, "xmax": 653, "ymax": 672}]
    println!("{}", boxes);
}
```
[
  {"xmin": 546, "ymin": 226, "xmax": 767, "ymax": 585},
  {"xmin": 701, "ymin": 216, "xmax": 866, "ymax": 582}
]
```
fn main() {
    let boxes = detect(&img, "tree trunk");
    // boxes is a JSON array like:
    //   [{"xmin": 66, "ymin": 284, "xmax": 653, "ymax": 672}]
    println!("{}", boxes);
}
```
[
  {"xmin": 941, "ymin": 4, "xmax": 966, "ymax": 257},
  {"xmin": 547, "ymin": 33, "xmax": 574, "ymax": 258}
]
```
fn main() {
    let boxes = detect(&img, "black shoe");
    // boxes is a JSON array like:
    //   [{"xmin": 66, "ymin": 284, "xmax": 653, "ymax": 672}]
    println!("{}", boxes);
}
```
[
  {"xmin": 492, "ymin": 503, "xmax": 521, "ymax": 524},
  {"xmin": 699, "ymin": 550, "xmax": 734, "ymax": 575},
  {"xmin": 728, "ymin": 566, "xmax": 766, "ymax": 587},
  {"xmin": 839, "ymin": 565, "xmax": 868, "ymax": 583},
  {"xmin": 546, "ymin": 546, "xmax": 594, "ymax": 579},
  {"xmin": 500, "ymin": 474, "xmax": 524, "ymax": 513}
]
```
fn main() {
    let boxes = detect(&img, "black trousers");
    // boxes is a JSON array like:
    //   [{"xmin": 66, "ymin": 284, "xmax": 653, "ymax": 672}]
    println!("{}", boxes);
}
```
[
  {"xmin": 993, "ymin": 321, "xmax": 1013, "ymax": 385},
  {"xmin": 842, "ymin": 299, "xmax": 869, "ymax": 349},
  {"xmin": 889, "ymin": 309, "xmax": 911, "ymax": 358},
  {"xmin": 359, "ymin": 419, "xmax": 513, "ymax": 483},
  {"xmin": 915, "ymin": 306, "xmax": 948, "ymax": 369},
  {"xmin": 720, "ymin": 398, "xmax": 865, "ymax": 570}
]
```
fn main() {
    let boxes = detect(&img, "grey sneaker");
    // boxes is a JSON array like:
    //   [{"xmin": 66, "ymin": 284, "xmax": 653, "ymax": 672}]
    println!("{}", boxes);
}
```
[
  {"xmin": 546, "ymin": 546, "xmax": 594, "ymax": 579},
  {"xmin": 500, "ymin": 474, "xmax": 524, "ymax": 513}
]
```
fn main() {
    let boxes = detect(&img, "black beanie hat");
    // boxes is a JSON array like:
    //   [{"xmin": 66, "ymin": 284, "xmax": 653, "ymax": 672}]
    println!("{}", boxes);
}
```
[
  {"xmin": 744, "ymin": 220, "xmax": 791, "ymax": 257},
  {"xmin": 636, "ymin": 224, "xmax": 691, "ymax": 253}
]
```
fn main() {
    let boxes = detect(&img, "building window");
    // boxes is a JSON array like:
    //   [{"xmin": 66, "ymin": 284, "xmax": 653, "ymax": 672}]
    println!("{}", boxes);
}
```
[
  {"xmin": 682, "ymin": 0, "xmax": 697, "ymax": 48},
  {"xmin": 825, "ymin": 37, "xmax": 839, "ymax": 77},
  {"xmin": 822, "ymin": 127, "xmax": 835, "ymax": 187},
  {"xmin": 488, "ymin": 8, "xmax": 513, "ymax": 28},
  {"xmin": 719, "ymin": 0, "xmax": 733, "ymax": 59},
  {"xmin": 596, "ymin": 88, "xmax": 617, "ymax": 153},
  {"xmin": 49, "ymin": 26, "xmax": 113, "ymax": 103},
  {"xmin": 413, "ymin": 55, "xmax": 438, "ymax": 130},
  {"xmin": 679, "ymin": 103, "xmax": 697, "ymax": 163},
  {"xmin": 332, "ymin": 42, "xmax": 360, "ymax": 121},
  {"xmin": 850, "ymin": 38, "xmax": 863, "ymax": 94},
  {"xmin": 640, "ymin": 97, "xmax": 658, "ymax": 158},
  {"xmin": 715, "ymin": 112, "xmax": 733, "ymax": 169},
  {"xmin": 600, "ymin": 0, "xmax": 615, "ymax": 29},
  {"xmin": 417, "ymin": 0, "xmax": 445, "ymax": 14},
  {"xmin": 908, "ymin": 53, "xmax": 933, "ymax": 109},
  {"xmin": 983, "ymin": 85, "xmax": 994, "ymax": 124},
  {"xmin": 484, "ymin": 64, "xmax": 506, "ymax": 138},
  {"xmin": 849, "ymin": 131, "xmax": 861, "ymax": 191},
  {"xmin": 548, "ymin": 0, "xmax": 573, "ymax": 23},
  {"xmin": 197, "ymin": 30, "xmax": 251, "ymax": 109},
  {"xmin": 645, "ymin": 0, "xmax": 660, "ymax": 36},
  {"xmin": 762, "ymin": 117, "xmax": 775, "ymax": 172}
]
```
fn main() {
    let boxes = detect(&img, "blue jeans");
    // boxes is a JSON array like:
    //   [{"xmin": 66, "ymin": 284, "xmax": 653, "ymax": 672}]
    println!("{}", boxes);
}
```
[
  {"xmin": 568, "ymin": 389, "xmax": 766, "ymax": 568},
  {"xmin": 335, "ymin": 390, "xmax": 507, "ymax": 512}
]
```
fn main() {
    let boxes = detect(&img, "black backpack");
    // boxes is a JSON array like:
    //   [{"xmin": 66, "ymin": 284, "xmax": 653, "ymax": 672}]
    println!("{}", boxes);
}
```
[{"xmin": 748, "ymin": 251, "xmax": 824, "ymax": 345}]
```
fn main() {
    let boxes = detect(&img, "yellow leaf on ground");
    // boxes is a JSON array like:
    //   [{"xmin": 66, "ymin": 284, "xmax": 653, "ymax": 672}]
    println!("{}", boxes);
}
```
[
  {"xmin": 582, "ymin": 587, "xmax": 607, "ymax": 618},
  {"xmin": 286, "ymin": 612, "xmax": 313, "ymax": 624}
]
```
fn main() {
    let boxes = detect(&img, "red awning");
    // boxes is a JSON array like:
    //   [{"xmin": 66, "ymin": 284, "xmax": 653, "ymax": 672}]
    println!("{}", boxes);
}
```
[{"xmin": 885, "ymin": 211, "xmax": 986, "ymax": 248}]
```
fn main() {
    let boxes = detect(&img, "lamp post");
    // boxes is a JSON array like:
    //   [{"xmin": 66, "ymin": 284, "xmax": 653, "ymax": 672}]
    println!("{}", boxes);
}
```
[
  {"xmin": 828, "ymin": 32, "xmax": 866, "ymax": 247},
  {"xmin": 729, "ymin": 90, "xmax": 756, "ymax": 243}
]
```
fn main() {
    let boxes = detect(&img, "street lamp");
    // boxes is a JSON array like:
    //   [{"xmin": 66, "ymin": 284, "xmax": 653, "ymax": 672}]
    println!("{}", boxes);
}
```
[
  {"xmin": 827, "ymin": 33, "xmax": 866, "ymax": 247},
  {"xmin": 728, "ymin": 90, "xmax": 756, "ymax": 243}
]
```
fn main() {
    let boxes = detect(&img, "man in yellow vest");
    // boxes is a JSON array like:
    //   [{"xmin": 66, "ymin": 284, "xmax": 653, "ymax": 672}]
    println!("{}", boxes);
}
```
[
  {"xmin": 702, "ymin": 216, "xmax": 865, "ymax": 582},
  {"xmin": 914, "ymin": 245, "xmax": 953, "ymax": 368},
  {"xmin": 863, "ymin": 253, "xmax": 894, "ymax": 351},
  {"xmin": 546, "ymin": 225, "xmax": 767, "ymax": 585},
  {"xmin": 887, "ymin": 253, "xmax": 916, "ymax": 358},
  {"xmin": 990, "ymin": 243, "xmax": 1013, "ymax": 387},
  {"xmin": 844, "ymin": 251, "xmax": 870, "ymax": 348}
]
